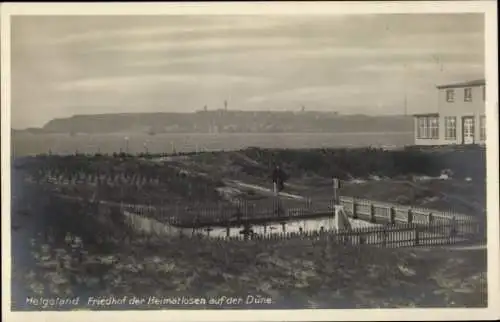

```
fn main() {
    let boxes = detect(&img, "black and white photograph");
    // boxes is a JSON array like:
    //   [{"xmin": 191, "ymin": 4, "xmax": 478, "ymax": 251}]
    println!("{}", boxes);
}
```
[{"xmin": 2, "ymin": 2, "xmax": 499, "ymax": 321}]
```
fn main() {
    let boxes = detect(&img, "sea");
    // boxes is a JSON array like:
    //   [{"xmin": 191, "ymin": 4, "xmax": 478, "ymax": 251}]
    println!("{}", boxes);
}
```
[{"xmin": 11, "ymin": 131, "xmax": 414, "ymax": 157}]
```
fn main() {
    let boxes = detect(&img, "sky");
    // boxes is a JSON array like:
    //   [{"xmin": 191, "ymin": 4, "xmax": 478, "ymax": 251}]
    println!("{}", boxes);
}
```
[{"xmin": 11, "ymin": 14, "xmax": 484, "ymax": 129}]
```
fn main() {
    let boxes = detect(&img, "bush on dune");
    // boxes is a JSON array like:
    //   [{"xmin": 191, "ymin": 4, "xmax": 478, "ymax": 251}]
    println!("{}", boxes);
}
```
[
  {"xmin": 17, "ymin": 224, "xmax": 487, "ymax": 309},
  {"xmin": 237, "ymin": 147, "xmax": 485, "ymax": 180},
  {"xmin": 20, "ymin": 146, "xmax": 486, "ymax": 184}
]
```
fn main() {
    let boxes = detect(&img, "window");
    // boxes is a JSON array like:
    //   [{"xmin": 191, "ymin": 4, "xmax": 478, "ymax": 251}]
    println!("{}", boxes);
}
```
[
  {"xmin": 446, "ymin": 89, "xmax": 455, "ymax": 102},
  {"xmin": 417, "ymin": 116, "xmax": 439, "ymax": 139},
  {"xmin": 417, "ymin": 118, "xmax": 427, "ymax": 139},
  {"xmin": 480, "ymin": 115, "xmax": 486, "ymax": 141},
  {"xmin": 429, "ymin": 117, "xmax": 439, "ymax": 139},
  {"xmin": 444, "ymin": 116, "xmax": 457, "ymax": 140},
  {"xmin": 464, "ymin": 87, "xmax": 472, "ymax": 102}
]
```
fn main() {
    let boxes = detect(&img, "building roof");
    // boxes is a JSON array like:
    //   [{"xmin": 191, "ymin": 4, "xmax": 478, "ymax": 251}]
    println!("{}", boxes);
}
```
[{"xmin": 436, "ymin": 79, "xmax": 485, "ymax": 89}]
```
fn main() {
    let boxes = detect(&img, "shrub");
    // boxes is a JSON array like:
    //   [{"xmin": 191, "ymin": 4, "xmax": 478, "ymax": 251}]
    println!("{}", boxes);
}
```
[{"xmin": 238, "ymin": 147, "xmax": 485, "ymax": 179}]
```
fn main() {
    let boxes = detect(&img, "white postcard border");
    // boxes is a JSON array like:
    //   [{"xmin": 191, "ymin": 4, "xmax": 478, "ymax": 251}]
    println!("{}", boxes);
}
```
[{"xmin": 1, "ymin": 2, "xmax": 498, "ymax": 321}]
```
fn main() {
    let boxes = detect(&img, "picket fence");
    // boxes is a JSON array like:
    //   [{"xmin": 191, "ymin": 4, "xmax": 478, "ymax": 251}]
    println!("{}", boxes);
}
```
[
  {"xmin": 125, "ymin": 208, "xmax": 481, "ymax": 248},
  {"xmin": 338, "ymin": 197, "xmax": 475, "ymax": 224},
  {"xmin": 119, "ymin": 195, "xmax": 483, "ymax": 248},
  {"xmin": 47, "ymin": 193, "xmax": 484, "ymax": 249},
  {"xmin": 213, "ymin": 222, "xmax": 481, "ymax": 248},
  {"xmin": 121, "ymin": 195, "xmax": 476, "ymax": 228}
]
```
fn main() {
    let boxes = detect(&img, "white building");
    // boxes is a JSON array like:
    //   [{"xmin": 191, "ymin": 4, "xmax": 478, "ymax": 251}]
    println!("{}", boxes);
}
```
[{"xmin": 413, "ymin": 79, "xmax": 486, "ymax": 146}]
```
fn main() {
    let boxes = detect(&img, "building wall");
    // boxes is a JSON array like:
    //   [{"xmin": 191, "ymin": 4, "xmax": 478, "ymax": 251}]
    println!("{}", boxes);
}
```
[
  {"xmin": 414, "ymin": 84, "xmax": 486, "ymax": 146},
  {"xmin": 438, "ymin": 85, "xmax": 485, "ymax": 145},
  {"xmin": 438, "ymin": 85, "xmax": 485, "ymax": 115},
  {"xmin": 413, "ymin": 138, "xmax": 440, "ymax": 146}
]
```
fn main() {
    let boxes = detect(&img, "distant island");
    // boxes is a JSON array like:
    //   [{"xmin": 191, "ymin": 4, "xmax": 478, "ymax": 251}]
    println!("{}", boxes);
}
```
[{"xmin": 14, "ymin": 110, "xmax": 413, "ymax": 135}]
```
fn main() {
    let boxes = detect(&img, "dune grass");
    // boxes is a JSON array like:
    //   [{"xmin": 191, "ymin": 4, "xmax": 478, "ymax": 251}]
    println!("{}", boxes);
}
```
[
  {"xmin": 10, "ymin": 148, "xmax": 487, "ymax": 310},
  {"xmin": 13, "ymin": 230, "xmax": 486, "ymax": 310}
]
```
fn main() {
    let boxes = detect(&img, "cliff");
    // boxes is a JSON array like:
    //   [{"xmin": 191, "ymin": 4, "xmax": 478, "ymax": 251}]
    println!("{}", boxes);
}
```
[{"xmin": 40, "ymin": 111, "xmax": 413, "ymax": 134}]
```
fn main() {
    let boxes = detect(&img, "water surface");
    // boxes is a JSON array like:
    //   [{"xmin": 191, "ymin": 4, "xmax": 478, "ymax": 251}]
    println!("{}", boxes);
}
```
[{"xmin": 12, "ymin": 132, "xmax": 413, "ymax": 156}]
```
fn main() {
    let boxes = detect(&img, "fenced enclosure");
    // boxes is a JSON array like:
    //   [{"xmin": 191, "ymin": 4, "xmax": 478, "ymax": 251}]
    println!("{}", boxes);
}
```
[
  {"xmin": 120, "ymin": 195, "xmax": 476, "ymax": 228},
  {"xmin": 26, "ymin": 187, "xmax": 485, "ymax": 252},
  {"xmin": 23, "ymin": 164, "xmax": 485, "ymax": 250},
  {"xmin": 119, "ymin": 195, "xmax": 483, "ymax": 247},
  {"xmin": 123, "ymin": 206, "xmax": 483, "ymax": 248}
]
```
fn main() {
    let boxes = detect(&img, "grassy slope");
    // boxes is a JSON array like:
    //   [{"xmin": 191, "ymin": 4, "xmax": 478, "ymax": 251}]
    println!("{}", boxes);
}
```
[
  {"xmin": 11, "ymin": 148, "xmax": 488, "ymax": 310},
  {"xmin": 13, "ymin": 233, "xmax": 486, "ymax": 310},
  {"xmin": 187, "ymin": 149, "xmax": 486, "ymax": 217},
  {"xmin": 18, "ymin": 148, "xmax": 486, "ymax": 217}
]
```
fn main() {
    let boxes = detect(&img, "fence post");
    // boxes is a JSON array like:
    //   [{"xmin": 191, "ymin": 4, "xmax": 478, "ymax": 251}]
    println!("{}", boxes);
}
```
[
  {"xmin": 369, "ymin": 203, "xmax": 376, "ymax": 223},
  {"xmin": 389, "ymin": 207, "xmax": 396, "ymax": 225},
  {"xmin": 449, "ymin": 215, "xmax": 457, "ymax": 243},
  {"xmin": 351, "ymin": 197, "xmax": 357, "ymax": 219},
  {"xmin": 322, "ymin": 231, "xmax": 329, "ymax": 259},
  {"xmin": 333, "ymin": 178, "xmax": 340, "ymax": 206},
  {"xmin": 407, "ymin": 209, "xmax": 413, "ymax": 224},
  {"xmin": 428, "ymin": 212, "xmax": 434, "ymax": 225},
  {"xmin": 414, "ymin": 226, "xmax": 420, "ymax": 246},
  {"xmin": 281, "ymin": 222, "xmax": 286, "ymax": 233}
]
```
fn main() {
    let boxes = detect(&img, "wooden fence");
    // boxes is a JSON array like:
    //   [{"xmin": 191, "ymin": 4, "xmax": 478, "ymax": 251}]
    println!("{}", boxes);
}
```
[
  {"xmin": 123, "ymin": 207, "xmax": 482, "ymax": 248},
  {"xmin": 121, "ymin": 196, "xmax": 475, "ymax": 227},
  {"xmin": 47, "ymin": 193, "xmax": 484, "ymax": 248},
  {"xmin": 214, "ymin": 222, "xmax": 481, "ymax": 248},
  {"xmin": 119, "ymin": 196, "xmax": 484, "ymax": 247},
  {"xmin": 120, "ymin": 198, "xmax": 315, "ymax": 226},
  {"xmin": 338, "ymin": 196, "xmax": 475, "ymax": 224}
]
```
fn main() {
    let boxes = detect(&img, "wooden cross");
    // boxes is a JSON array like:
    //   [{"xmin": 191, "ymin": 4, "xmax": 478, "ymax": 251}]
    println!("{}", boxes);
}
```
[{"xmin": 333, "ymin": 178, "xmax": 341, "ymax": 206}]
